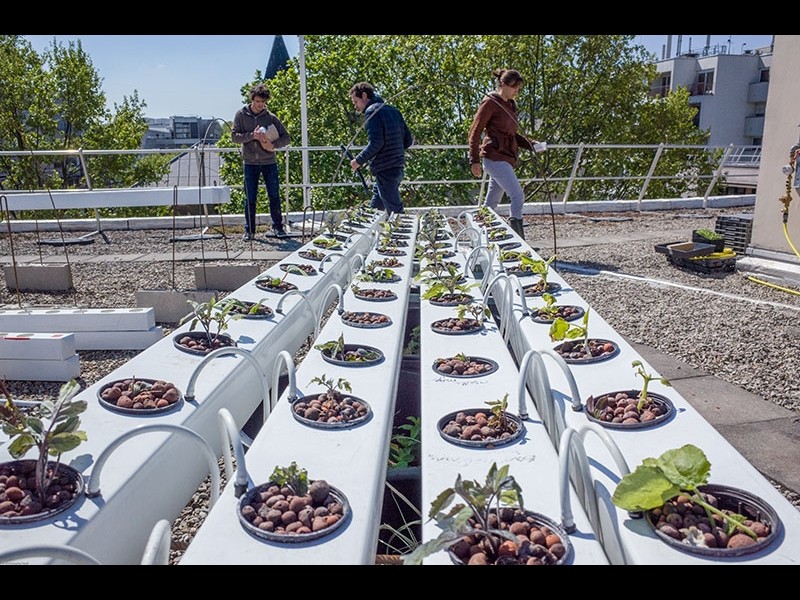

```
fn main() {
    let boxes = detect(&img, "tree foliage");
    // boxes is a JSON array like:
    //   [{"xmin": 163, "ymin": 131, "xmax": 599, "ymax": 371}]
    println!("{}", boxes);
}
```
[
  {"xmin": 219, "ymin": 34, "xmax": 715, "ymax": 214},
  {"xmin": 0, "ymin": 35, "xmax": 169, "ymax": 218}
]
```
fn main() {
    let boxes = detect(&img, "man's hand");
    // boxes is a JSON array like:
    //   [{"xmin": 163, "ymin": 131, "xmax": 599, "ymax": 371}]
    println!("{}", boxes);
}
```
[
  {"xmin": 470, "ymin": 163, "xmax": 482, "ymax": 178},
  {"xmin": 350, "ymin": 158, "xmax": 360, "ymax": 171}
]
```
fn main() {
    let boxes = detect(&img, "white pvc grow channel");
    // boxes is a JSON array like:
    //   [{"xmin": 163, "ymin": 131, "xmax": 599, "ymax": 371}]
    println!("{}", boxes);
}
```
[{"xmin": 0, "ymin": 212, "xmax": 383, "ymax": 564}]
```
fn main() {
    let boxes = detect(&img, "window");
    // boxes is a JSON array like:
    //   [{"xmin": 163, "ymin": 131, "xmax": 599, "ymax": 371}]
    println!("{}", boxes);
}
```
[
  {"xmin": 759, "ymin": 68, "xmax": 770, "ymax": 83},
  {"xmin": 651, "ymin": 73, "xmax": 671, "ymax": 98},
  {"xmin": 695, "ymin": 71, "xmax": 714, "ymax": 95}
]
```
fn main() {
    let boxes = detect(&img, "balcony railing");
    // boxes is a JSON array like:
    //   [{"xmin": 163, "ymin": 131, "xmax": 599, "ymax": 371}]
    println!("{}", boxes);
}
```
[{"xmin": 0, "ymin": 142, "xmax": 760, "ymax": 217}]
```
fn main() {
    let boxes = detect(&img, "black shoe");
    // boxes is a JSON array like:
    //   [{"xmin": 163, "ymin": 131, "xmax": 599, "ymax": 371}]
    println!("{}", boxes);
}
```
[
  {"xmin": 273, "ymin": 226, "xmax": 287, "ymax": 238},
  {"xmin": 242, "ymin": 232, "xmax": 254, "ymax": 241}
]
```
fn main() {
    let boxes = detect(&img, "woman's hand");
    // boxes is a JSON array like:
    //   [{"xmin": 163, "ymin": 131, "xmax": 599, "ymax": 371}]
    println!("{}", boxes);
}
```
[{"xmin": 470, "ymin": 163, "xmax": 482, "ymax": 178}]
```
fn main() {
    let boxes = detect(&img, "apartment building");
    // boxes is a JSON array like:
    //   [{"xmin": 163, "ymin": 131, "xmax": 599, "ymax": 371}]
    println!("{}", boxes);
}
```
[
  {"xmin": 649, "ymin": 35, "xmax": 773, "ymax": 147},
  {"xmin": 142, "ymin": 116, "xmax": 223, "ymax": 150}
]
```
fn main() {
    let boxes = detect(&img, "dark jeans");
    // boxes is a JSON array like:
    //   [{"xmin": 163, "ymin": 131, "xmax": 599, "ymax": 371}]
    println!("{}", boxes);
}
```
[
  {"xmin": 369, "ymin": 167, "xmax": 405, "ymax": 214},
  {"xmin": 243, "ymin": 163, "xmax": 282, "ymax": 234}
]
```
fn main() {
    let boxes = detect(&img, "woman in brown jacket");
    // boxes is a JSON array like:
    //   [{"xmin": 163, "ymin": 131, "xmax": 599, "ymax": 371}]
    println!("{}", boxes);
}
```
[{"xmin": 468, "ymin": 69, "xmax": 538, "ymax": 237}]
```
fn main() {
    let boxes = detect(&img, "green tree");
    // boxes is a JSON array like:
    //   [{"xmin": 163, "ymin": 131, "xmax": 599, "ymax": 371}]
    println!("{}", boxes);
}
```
[
  {"xmin": 224, "ymin": 35, "xmax": 715, "ymax": 213},
  {"xmin": 0, "ymin": 35, "xmax": 169, "ymax": 218}
]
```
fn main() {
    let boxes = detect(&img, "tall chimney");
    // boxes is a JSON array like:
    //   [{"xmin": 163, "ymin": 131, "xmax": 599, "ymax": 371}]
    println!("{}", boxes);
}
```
[
  {"xmin": 676, "ymin": 35, "xmax": 683, "ymax": 56},
  {"xmin": 665, "ymin": 35, "xmax": 672, "ymax": 59}
]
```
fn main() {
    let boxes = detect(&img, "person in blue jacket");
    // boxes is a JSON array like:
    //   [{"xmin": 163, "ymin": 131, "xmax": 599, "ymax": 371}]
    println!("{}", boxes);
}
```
[{"xmin": 348, "ymin": 82, "xmax": 413, "ymax": 216}]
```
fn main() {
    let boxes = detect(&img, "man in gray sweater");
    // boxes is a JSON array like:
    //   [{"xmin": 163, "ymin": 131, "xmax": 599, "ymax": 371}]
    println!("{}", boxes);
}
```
[
  {"xmin": 349, "ymin": 82, "xmax": 413, "ymax": 216},
  {"xmin": 232, "ymin": 83, "xmax": 291, "ymax": 240}
]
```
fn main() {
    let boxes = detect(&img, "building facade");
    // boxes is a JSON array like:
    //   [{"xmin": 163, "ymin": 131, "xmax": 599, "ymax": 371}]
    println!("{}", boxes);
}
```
[
  {"xmin": 142, "ymin": 116, "xmax": 223, "ymax": 149},
  {"xmin": 650, "ymin": 36, "xmax": 773, "ymax": 147}
]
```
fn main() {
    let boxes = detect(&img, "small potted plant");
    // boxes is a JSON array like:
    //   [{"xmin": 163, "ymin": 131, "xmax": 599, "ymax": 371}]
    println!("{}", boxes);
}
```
[
  {"xmin": 432, "ymin": 352, "xmax": 497, "ymax": 378},
  {"xmin": 217, "ymin": 297, "xmax": 274, "ymax": 319},
  {"xmin": 516, "ymin": 256, "xmax": 562, "ymax": 296},
  {"xmin": 431, "ymin": 302, "xmax": 490, "ymax": 335},
  {"xmin": 340, "ymin": 310, "xmax": 392, "ymax": 328},
  {"xmin": 402, "ymin": 462, "xmax": 571, "ymax": 565},
  {"xmin": 0, "ymin": 379, "xmax": 87, "ymax": 523},
  {"xmin": 98, "ymin": 376, "xmax": 183, "ymax": 415},
  {"xmin": 438, "ymin": 393, "xmax": 524, "ymax": 449},
  {"xmin": 174, "ymin": 296, "xmax": 241, "ymax": 355},
  {"xmin": 313, "ymin": 332, "xmax": 384, "ymax": 367},
  {"xmin": 238, "ymin": 461, "xmax": 350, "ymax": 542},
  {"xmin": 530, "ymin": 292, "xmax": 585, "ymax": 324},
  {"xmin": 611, "ymin": 444, "xmax": 779, "ymax": 557},
  {"xmin": 298, "ymin": 247, "xmax": 327, "ymax": 262},
  {"xmin": 548, "ymin": 308, "xmax": 619, "ymax": 363},
  {"xmin": 356, "ymin": 261, "xmax": 400, "ymax": 284},
  {"xmin": 290, "ymin": 375, "xmax": 372, "ymax": 429},
  {"xmin": 584, "ymin": 359, "xmax": 674, "ymax": 429},
  {"xmin": 255, "ymin": 263, "xmax": 308, "ymax": 294},
  {"xmin": 350, "ymin": 283, "xmax": 398, "ymax": 302},
  {"xmin": 418, "ymin": 263, "xmax": 477, "ymax": 306},
  {"xmin": 692, "ymin": 228, "xmax": 725, "ymax": 252}
]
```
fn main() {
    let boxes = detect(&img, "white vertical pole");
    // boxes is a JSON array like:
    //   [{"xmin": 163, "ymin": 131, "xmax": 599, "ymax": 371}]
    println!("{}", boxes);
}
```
[{"xmin": 298, "ymin": 35, "xmax": 311, "ymax": 209}]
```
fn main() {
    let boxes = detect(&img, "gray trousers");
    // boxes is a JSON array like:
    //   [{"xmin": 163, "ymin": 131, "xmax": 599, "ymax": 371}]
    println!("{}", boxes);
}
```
[{"xmin": 482, "ymin": 158, "xmax": 524, "ymax": 220}]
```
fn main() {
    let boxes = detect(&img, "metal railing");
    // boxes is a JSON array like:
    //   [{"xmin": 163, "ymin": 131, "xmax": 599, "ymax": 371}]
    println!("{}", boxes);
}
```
[{"xmin": 0, "ymin": 142, "xmax": 762, "ymax": 215}]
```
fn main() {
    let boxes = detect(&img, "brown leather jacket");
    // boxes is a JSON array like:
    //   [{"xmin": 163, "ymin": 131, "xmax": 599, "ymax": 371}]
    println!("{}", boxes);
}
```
[{"xmin": 468, "ymin": 92, "xmax": 533, "ymax": 168}]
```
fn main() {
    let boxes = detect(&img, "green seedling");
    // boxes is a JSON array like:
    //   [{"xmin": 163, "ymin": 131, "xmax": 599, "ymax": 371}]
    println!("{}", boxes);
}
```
[
  {"xmin": 0, "ymin": 379, "xmax": 87, "ymax": 505},
  {"xmin": 180, "ymin": 296, "xmax": 244, "ymax": 347},
  {"xmin": 456, "ymin": 301, "xmax": 491, "ymax": 326},
  {"xmin": 314, "ymin": 333, "xmax": 380, "ymax": 362},
  {"xmin": 357, "ymin": 261, "xmax": 397, "ymax": 283},
  {"xmin": 549, "ymin": 306, "xmax": 591, "ymax": 352},
  {"xmin": 309, "ymin": 374, "xmax": 352, "ymax": 399},
  {"xmin": 269, "ymin": 461, "xmax": 310, "ymax": 497},
  {"xmin": 388, "ymin": 416, "xmax": 421, "ymax": 470},
  {"xmin": 632, "ymin": 359, "xmax": 672, "ymax": 411},
  {"xmin": 536, "ymin": 292, "xmax": 560, "ymax": 320},
  {"xmin": 694, "ymin": 228, "xmax": 724, "ymax": 241},
  {"xmin": 612, "ymin": 444, "xmax": 761, "ymax": 542},
  {"xmin": 313, "ymin": 237, "xmax": 343, "ymax": 250},
  {"xmin": 485, "ymin": 392, "xmax": 514, "ymax": 434},
  {"xmin": 402, "ymin": 462, "xmax": 524, "ymax": 565}
]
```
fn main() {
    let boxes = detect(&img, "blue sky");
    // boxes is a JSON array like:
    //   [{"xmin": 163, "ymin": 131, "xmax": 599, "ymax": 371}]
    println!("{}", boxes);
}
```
[{"xmin": 23, "ymin": 34, "xmax": 774, "ymax": 120}]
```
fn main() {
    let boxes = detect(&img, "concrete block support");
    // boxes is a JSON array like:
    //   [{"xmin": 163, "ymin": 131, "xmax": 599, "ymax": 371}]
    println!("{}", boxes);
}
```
[
  {"xmin": 135, "ymin": 289, "xmax": 216, "ymax": 324},
  {"xmin": 194, "ymin": 264, "xmax": 262, "ymax": 291},
  {"xmin": 3, "ymin": 263, "xmax": 73, "ymax": 291}
]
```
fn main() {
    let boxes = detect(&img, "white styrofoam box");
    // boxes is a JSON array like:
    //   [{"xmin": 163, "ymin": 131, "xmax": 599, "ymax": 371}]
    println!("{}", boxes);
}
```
[
  {"xmin": 71, "ymin": 327, "xmax": 164, "ymax": 350},
  {"xmin": 0, "ymin": 355, "xmax": 80, "ymax": 381},
  {"xmin": 0, "ymin": 332, "xmax": 76, "ymax": 360},
  {"xmin": 0, "ymin": 307, "xmax": 156, "ymax": 332}
]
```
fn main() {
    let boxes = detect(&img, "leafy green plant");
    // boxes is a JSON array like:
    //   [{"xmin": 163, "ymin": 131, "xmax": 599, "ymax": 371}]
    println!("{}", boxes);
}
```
[
  {"xmin": 403, "ymin": 325, "xmax": 421, "ymax": 355},
  {"xmin": 388, "ymin": 416, "xmax": 421, "ymax": 469},
  {"xmin": 456, "ymin": 301, "xmax": 491, "ymax": 326},
  {"xmin": 611, "ymin": 444, "xmax": 761, "ymax": 542},
  {"xmin": 0, "ymin": 379, "xmax": 87, "ymax": 504},
  {"xmin": 314, "ymin": 333, "xmax": 381, "ymax": 362},
  {"xmin": 402, "ymin": 462, "xmax": 523, "ymax": 565},
  {"xmin": 631, "ymin": 359, "xmax": 672, "ymax": 410},
  {"xmin": 378, "ymin": 480, "xmax": 423, "ymax": 557},
  {"xmin": 419, "ymin": 263, "xmax": 478, "ymax": 302},
  {"xmin": 484, "ymin": 393, "xmax": 513, "ymax": 434},
  {"xmin": 517, "ymin": 254, "xmax": 556, "ymax": 282},
  {"xmin": 322, "ymin": 212, "xmax": 342, "ymax": 237},
  {"xmin": 536, "ymin": 292, "xmax": 560, "ymax": 320},
  {"xmin": 313, "ymin": 237, "xmax": 343, "ymax": 250},
  {"xmin": 694, "ymin": 228, "xmax": 724, "ymax": 241},
  {"xmin": 259, "ymin": 263, "xmax": 309, "ymax": 288},
  {"xmin": 549, "ymin": 306, "xmax": 591, "ymax": 352},
  {"xmin": 269, "ymin": 461, "xmax": 310, "ymax": 497},
  {"xmin": 356, "ymin": 260, "xmax": 396, "ymax": 283},
  {"xmin": 309, "ymin": 374, "xmax": 352, "ymax": 397},
  {"xmin": 179, "ymin": 295, "xmax": 244, "ymax": 347}
]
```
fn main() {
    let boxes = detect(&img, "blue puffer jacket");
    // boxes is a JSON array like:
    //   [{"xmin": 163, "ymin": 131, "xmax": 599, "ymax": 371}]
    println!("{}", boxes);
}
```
[{"xmin": 355, "ymin": 96, "xmax": 413, "ymax": 174}]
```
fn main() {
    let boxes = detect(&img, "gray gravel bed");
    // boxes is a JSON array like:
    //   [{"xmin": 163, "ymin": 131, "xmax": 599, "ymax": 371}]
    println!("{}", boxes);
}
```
[{"xmin": 2, "ymin": 206, "xmax": 799, "ymax": 562}]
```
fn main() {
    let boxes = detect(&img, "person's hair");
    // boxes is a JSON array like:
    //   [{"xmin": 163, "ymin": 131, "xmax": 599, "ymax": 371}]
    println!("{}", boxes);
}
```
[
  {"xmin": 493, "ymin": 69, "xmax": 524, "ymax": 88},
  {"xmin": 349, "ymin": 82, "xmax": 375, "ymax": 100},
  {"xmin": 250, "ymin": 83, "xmax": 271, "ymax": 101}
]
